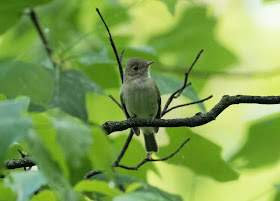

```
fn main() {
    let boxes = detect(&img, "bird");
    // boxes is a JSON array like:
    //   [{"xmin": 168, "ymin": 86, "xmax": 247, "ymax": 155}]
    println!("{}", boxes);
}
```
[{"xmin": 120, "ymin": 57, "xmax": 161, "ymax": 153}]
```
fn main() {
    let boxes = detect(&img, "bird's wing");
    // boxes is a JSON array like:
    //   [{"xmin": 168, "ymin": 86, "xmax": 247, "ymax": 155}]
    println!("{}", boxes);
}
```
[
  {"xmin": 120, "ymin": 91, "xmax": 140, "ymax": 136},
  {"xmin": 154, "ymin": 83, "xmax": 161, "ymax": 133}
]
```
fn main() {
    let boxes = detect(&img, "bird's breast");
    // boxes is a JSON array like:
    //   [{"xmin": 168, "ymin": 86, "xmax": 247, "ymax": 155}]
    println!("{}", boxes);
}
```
[{"xmin": 121, "ymin": 78, "xmax": 158, "ymax": 118}]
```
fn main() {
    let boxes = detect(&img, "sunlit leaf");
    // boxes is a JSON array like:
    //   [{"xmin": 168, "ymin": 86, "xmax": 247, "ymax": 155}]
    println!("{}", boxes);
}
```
[
  {"xmin": 74, "ymin": 180, "xmax": 122, "ymax": 197},
  {"xmin": 0, "ymin": 181, "xmax": 16, "ymax": 201},
  {"xmin": 0, "ymin": 98, "xmax": 31, "ymax": 173},
  {"xmin": 0, "ymin": 60, "xmax": 54, "ymax": 107},
  {"xmin": 31, "ymin": 190, "xmax": 58, "ymax": 201},
  {"xmin": 158, "ymin": 0, "xmax": 179, "ymax": 15},
  {"xmin": 157, "ymin": 127, "xmax": 239, "ymax": 182},
  {"xmin": 51, "ymin": 69, "xmax": 103, "ymax": 121},
  {"xmin": 229, "ymin": 113, "xmax": 280, "ymax": 169}
]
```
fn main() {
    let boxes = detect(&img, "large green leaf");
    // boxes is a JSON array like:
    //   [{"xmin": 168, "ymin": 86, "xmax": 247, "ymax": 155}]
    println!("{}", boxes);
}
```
[
  {"xmin": 26, "ymin": 130, "xmax": 81, "ymax": 201},
  {"xmin": 0, "ymin": 98, "xmax": 31, "ymax": 173},
  {"xmin": 158, "ymin": 0, "xmax": 180, "ymax": 15},
  {"xmin": 229, "ymin": 113, "xmax": 280, "ymax": 169},
  {"xmin": 50, "ymin": 110, "xmax": 93, "ymax": 185},
  {"xmin": 157, "ymin": 127, "xmax": 239, "ymax": 182},
  {"xmin": 5, "ymin": 171, "xmax": 46, "ymax": 201},
  {"xmin": 90, "ymin": 127, "xmax": 116, "ymax": 175},
  {"xmin": 151, "ymin": 72, "xmax": 206, "ymax": 112},
  {"xmin": 0, "ymin": 181, "xmax": 16, "ymax": 201},
  {"xmin": 74, "ymin": 180, "xmax": 123, "ymax": 198},
  {"xmin": 31, "ymin": 190, "xmax": 58, "ymax": 201},
  {"xmin": 0, "ymin": 0, "xmax": 53, "ymax": 34},
  {"xmin": 51, "ymin": 69, "xmax": 103, "ymax": 121},
  {"xmin": 31, "ymin": 110, "xmax": 93, "ymax": 185},
  {"xmin": 0, "ymin": 60, "xmax": 54, "ymax": 107},
  {"xmin": 149, "ymin": 5, "xmax": 237, "ymax": 72}
]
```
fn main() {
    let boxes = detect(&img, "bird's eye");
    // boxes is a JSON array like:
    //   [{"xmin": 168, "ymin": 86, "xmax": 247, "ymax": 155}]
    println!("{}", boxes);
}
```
[{"xmin": 133, "ymin": 66, "xmax": 138, "ymax": 70}]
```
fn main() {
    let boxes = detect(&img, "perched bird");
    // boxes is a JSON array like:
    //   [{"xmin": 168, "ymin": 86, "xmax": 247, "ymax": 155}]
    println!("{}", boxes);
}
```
[{"xmin": 120, "ymin": 57, "xmax": 161, "ymax": 152}]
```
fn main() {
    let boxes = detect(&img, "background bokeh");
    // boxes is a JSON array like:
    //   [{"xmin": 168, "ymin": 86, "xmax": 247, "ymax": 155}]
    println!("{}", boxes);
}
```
[{"xmin": 1, "ymin": 0, "xmax": 280, "ymax": 200}]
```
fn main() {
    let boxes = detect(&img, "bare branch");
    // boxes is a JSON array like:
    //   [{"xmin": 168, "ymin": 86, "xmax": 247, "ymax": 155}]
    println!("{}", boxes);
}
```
[
  {"xmin": 96, "ymin": 8, "xmax": 124, "ymax": 83},
  {"xmin": 109, "ymin": 95, "xmax": 122, "ymax": 109},
  {"xmin": 102, "ymin": 95, "xmax": 280, "ymax": 134},
  {"xmin": 5, "ymin": 157, "xmax": 35, "ymax": 170},
  {"xmin": 29, "ymin": 9, "xmax": 58, "ymax": 71},
  {"xmin": 113, "ymin": 130, "xmax": 134, "ymax": 167},
  {"xmin": 161, "ymin": 95, "xmax": 213, "ymax": 117},
  {"xmin": 115, "ymin": 138, "xmax": 190, "ymax": 170},
  {"xmin": 84, "ymin": 170, "xmax": 103, "ymax": 179},
  {"xmin": 162, "ymin": 49, "xmax": 204, "ymax": 115}
]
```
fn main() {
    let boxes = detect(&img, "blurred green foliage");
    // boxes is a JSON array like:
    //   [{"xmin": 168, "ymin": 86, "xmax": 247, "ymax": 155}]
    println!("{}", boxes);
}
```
[{"xmin": 0, "ymin": 0, "xmax": 279, "ymax": 200}]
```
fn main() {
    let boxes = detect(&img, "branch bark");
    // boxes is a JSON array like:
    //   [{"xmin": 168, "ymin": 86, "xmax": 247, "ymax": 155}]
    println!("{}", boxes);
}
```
[
  {"xmin": 5, "ymin": 157, "xmax": 35, "ymax": 169},
  {"xmin": 102, "ymin": 95, "xmax": 280, "ymax": 134}
]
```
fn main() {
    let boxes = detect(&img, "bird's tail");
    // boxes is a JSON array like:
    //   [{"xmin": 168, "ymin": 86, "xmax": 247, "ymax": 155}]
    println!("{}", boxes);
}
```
[{"xmin": 143, "ymin": 132, "xmax": 158, "ymax": 152}]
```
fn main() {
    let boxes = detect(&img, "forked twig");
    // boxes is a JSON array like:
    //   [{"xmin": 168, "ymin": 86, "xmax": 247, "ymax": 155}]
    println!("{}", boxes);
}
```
[
  {"xmin": 116, "ymin": 138, "xmax": 190, "ymax": 170},
  {"xmin": 162, "ymin": 50, "xmax": 204, "ymax": 115},
  {"xmin": 161, "ymin": 95, "xmax": 213, "ymax": 117}
]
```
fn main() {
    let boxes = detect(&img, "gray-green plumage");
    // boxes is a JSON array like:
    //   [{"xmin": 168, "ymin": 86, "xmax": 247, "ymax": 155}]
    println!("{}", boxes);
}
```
[{"xmin": 120, "ymin": 57, "xmax": 161, "ymax": 152}]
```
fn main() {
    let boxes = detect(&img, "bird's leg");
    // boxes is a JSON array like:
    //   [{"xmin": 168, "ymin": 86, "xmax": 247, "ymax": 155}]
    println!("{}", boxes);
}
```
[{"xmin": 146, "ymin": 152, "xmax": 153, "ymax": 159}]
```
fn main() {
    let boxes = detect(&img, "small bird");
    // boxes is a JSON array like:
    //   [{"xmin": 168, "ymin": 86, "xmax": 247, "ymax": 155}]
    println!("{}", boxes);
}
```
[{"xmin": 120, "ymin": 57, "xmax": 161, "ymax": 153}]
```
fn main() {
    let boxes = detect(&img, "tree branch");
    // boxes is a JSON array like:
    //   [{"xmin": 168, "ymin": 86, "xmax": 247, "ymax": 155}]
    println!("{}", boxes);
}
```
[
  {"xmin": 96, "ymin": 8, "xmax": 124, "ymax": 83},
  {"xmin": 5, "ymin": 157, "xmax": 35, "ymax": 169},
  {"xmin": 102, "ymin": 95, "xmax": 280, "ymax": 134},
  {"xmin": 29, "ymin": 9, "xmax": 58, "ymax": 71}
]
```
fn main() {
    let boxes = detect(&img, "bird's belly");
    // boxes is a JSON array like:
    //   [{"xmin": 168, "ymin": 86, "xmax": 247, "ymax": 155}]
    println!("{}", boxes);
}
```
[{"xmin": 125, "ymin": 86, "xmax": 158, "ymax": 118}]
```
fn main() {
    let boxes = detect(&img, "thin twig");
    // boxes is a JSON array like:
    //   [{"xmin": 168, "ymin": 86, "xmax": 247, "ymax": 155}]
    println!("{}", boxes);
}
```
[
  {"xmin": 162, "ymin": 49, "xmax": 204, "ymax": 115},
  {"xmin": 109, "ymin": 95, "xmax": 122, "ymax": 109},
  {"xmin": 96, "ymin": 8, "xmax": 124, "ymax": 83},
  {"xmin": 161, "ymin": 95, "xmax": 213, "ymax": 117},
  {"xmin": 29, "ymin": 9, "xmax": 58, "ymax": 71},
  {"xmin": 113, "ymin": 130, "xmax": 134, "ymax": 167},
  {"xmin": 84, "ymin": 170, "xmax": 103, "ymax": 179},
  {"xmin": 18, "ymin": 149, "xmax": 26, "ymax": 171},
  {"xmin": 115, "ymin": 138, "xmax": 190, "ymax": 170}
]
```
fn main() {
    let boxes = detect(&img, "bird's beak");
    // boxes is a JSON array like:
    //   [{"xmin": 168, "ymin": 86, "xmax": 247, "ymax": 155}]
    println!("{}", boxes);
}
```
[{"xmin": 146, "ymin": 60, "xmax": 155, "ymax": 67}]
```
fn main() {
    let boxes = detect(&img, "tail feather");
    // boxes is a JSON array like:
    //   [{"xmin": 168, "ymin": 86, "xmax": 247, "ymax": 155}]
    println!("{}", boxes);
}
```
[{"xmin": 143, "ymin": 133, "xmax": 158, "ymax": 152}]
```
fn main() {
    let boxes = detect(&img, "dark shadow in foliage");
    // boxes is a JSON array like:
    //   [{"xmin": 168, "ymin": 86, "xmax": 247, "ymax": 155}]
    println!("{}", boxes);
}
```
[{"xmin": 230, "ymin": 113, "xmax": 280, "ymax": 169}]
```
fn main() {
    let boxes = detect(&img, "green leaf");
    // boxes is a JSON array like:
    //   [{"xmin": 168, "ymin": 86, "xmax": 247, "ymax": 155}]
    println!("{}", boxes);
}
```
[
  {"xmin": 0, "ymin": 181, "xmax": 16, "ymax": 201},
  {"xmin": 157, "ymin": 127, "xmax": 239, "ymax": 182},
  {"xmin": 90, "ymin": 127, "xmax": 115, "ymax": 174},
  {"xmin": 114, "ymin": 175, "xmax": 183, "ymax": 201},
  {"xmin": 50, "ymin": 110, "xmax": 92, "ymax": 185},
  {"xmin": 229, "ymin": 113, "xmax": 280, "ymax": 169},
  {"xmin": 113, "ymin": 192, "xmax": 170, "ymax": 201},
  {"xmin": 0, "ymin": 0, "xmax": 53, "ymax": 34},
  {"xmin": 74, "ymin": 180, "xmax": 122, "ymax": 197},
  {"xmin": 26, "ymin": 130, "xmax": 81, "ymax": 201},
  {"xmin": 0, "ymin": 60, "xmax": 54, "ymax": 107},
  {"xmin": 51, "ymin": 69, "xmax": 103, "ymax": 121},
  {"xmin": 0, "ymin": 98, "xmax": 31, "ymax": 173},
  {"xmin": 31, "ymin": 190, "xmax": 58, "ymax": 201},
  {"xmin": 151, "ymin": 72, "xmax": 206, "ymax": 112},
  {"xmin": 5, "ymin": 171, "xmax": 46, "ymax": 201},
  {"xmin": 31, "ymin": 110, "xmax": 93, "ymax": 185},
  {"xmin": 149, "ymin": 6, "xmax": 237, "ymax": 72}
]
